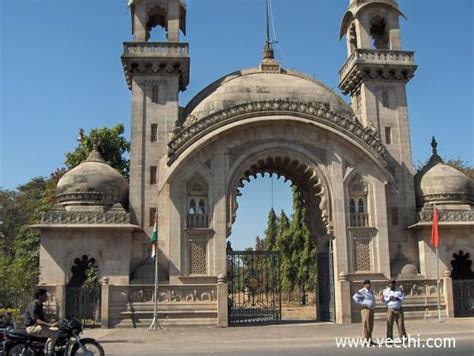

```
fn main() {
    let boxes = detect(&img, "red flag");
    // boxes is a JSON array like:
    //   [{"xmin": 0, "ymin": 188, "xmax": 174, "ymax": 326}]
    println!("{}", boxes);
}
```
[{"xmin": 431, "ymin": 207, "xmax": 439, "ymax": 248}]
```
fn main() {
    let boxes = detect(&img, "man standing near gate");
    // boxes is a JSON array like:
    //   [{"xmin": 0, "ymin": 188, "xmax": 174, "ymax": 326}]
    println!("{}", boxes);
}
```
[
  {"xmin": 352, "ymin": 279, "xmax": 376, "ymax": 344},
  {"xmin": 382, "ymin": 279, "xmax": 407, "ymax": 341}
]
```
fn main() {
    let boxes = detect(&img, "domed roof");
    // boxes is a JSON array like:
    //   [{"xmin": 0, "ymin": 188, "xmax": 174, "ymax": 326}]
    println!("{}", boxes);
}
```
[
  {"xmin": 419, "ymin": 163, "xmax": 473, "ymax": 204},
  {"xmin": 56, "ymin": 147, "xmax": 129, "ymax": 209},
  {"xmin": 182, "ymin": 67, "xmax": 354, "ymax": 126},
  {"xmin": 416, "ymin": 138, "xmax": 473, "ymax": 205}
]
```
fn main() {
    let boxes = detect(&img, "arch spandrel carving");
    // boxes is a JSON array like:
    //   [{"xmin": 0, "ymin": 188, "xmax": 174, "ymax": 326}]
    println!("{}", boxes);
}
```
[{"xmin": 168, "ymin": 100, "xmax": 386, "ymax": 166}]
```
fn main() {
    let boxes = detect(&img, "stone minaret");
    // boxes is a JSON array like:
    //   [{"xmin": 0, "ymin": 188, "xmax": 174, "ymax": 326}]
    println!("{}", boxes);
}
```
[
  {"xmin": 338, "ymin": 0, "xmax": 418, "ymax": 253},
  {"xmin": 122, "ymin": 0, "xmax": 189, "ymax": 228}
]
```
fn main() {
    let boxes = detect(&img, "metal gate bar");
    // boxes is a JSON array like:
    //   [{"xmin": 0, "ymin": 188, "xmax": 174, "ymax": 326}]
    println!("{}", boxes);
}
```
[{"xmin": 227, "ymin": 248, "xmax": 281, "ymax": 325}]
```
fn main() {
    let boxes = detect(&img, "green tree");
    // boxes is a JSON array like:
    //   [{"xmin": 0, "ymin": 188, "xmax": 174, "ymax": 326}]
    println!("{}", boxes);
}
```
[
  {"xmin": 65, "ymin": 124, "xmax": 130, "ymax": 178},
  {"xmin": 263, "ymin": 208, "xmax": 278, "ymax": 252},
  {"xmin": 0, "ymin": 124, "xmax": 131, "ymax": 310},
  {"xmin": 275, "ymin": 210, "xmax": 295, "ymax": 295},
  {"xmin": 415, "ymin": 156, "xmax": 474, "ymax": 180},
  {"xmin": 288, "ymin": 186, "xmax": 316, "ymax": 305}
]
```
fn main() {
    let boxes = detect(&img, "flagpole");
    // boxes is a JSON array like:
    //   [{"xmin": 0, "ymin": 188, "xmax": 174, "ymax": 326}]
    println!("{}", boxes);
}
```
[
  {"xmin": 435, "ymin": 245, "xmax": 441, "ymax": 322},
  {"xmin": 149, "ymin": 217, "xmax": 161, "ymax": 331},
  {"xmin": 433, "ymin": 203, "xmax": 441, "ymax": 322},
  {"xmin": 148, "ymin": 248, "xmax": 160, "ymax": 330}
]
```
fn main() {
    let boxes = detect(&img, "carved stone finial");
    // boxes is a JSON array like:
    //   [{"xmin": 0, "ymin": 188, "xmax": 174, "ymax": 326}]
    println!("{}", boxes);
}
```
[
  {"xmin": 431, "ymin": 136, "xmax": 438, "ymax": 155},
  {"xmin": 85, "ymin": 138, "xmax": 105, "ymax": 163}
]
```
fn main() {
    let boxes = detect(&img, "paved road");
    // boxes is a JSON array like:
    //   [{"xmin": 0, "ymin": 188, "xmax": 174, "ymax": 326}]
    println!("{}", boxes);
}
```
[{"xmin": 83, "ymin": 319, "xmax": 474, "ymax": 355}]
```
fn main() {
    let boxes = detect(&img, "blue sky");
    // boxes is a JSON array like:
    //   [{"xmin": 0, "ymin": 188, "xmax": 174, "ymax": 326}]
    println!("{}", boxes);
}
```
[{"xmin": 1, "ymin": 0, "xmax": 473, "ymax": 249}]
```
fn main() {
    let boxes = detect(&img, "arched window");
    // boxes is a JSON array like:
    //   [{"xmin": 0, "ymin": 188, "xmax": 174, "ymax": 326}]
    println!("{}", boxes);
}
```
[
  {"xmin": 198, "ymin": 199, "xmax": 206, "ymax": 214},
  {"xmin": 189, "ymin": 199, "xmax": 196, "ymax": 215},
  {"xmin": 369, "ymin": 16, "xmax": 389, "ymax": 49},
  {"xmin": 349, "ymin": 199, "xmax": 356, "ymax": 213},
  {"xmin": 358, "ymin": 199, "xmax": 365, "ymax": 213}
]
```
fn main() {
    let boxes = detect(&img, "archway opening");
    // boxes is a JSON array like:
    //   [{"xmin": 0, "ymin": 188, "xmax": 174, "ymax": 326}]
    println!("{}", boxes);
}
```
[{"xmin": 226, "ymin": 154, "xmax": 334, "ymax": 323}]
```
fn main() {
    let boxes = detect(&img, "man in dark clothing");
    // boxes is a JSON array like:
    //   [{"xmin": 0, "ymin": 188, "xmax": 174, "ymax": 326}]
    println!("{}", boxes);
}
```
[{"xmin": 24, "ymin": 289, "xmax": 59, "ymax": 356}]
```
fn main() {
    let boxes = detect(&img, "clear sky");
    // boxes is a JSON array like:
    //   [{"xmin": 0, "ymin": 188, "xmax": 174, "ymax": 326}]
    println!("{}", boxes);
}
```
[{"xmin": 1, "ymin": 0, "xmax": 473, "ymax": 249}]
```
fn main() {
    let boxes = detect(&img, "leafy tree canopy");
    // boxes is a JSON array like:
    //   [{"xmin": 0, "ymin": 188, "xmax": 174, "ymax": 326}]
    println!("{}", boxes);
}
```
[{"xmin": 65, "ymin": 124, "xmax": 130, "ymax": 178}]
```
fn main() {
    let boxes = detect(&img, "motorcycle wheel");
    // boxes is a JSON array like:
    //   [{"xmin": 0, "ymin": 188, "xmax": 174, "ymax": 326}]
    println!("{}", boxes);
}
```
[
  {"xmin": 7, "ymin": 344, "xmax": 35, "ymax": 356},
  {"xmin": 70, "ymin": 340, "xmax": 104, "ymax": 356}
]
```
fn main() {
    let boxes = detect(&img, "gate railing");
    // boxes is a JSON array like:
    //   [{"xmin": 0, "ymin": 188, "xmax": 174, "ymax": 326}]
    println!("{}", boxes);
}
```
[
  {"xmin": 66, "ymin": 286, "xmax": 101, "ymax": 326},
  {"xmin": 227, "ymin": 249, "xmax": 281, "ymax": 325},
  {"xmin": 453, "ymin": 279, "xmax": 474, "ymax": 317}
]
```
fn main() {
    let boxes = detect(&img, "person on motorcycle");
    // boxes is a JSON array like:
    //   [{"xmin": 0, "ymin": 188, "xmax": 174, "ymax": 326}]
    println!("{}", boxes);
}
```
[{"xmin": 24, "ymin": 288, "xmax": 59, "ymax": 356}]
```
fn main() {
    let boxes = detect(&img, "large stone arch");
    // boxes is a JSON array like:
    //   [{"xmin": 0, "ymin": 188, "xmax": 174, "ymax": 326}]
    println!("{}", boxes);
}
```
[{"xmin": 225, "ymin": 143, "xmax": 333, "ymax": 238}]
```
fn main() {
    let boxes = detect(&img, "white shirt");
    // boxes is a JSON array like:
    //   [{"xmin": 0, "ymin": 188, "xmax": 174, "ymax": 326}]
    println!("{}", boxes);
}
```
[
  {"xmin": 353, "ymin": 287, "xmax": 376, "ymax": 309},
  {"xmin": 383, "ymin": 287, "xmax": 405, "ymax": 309}
]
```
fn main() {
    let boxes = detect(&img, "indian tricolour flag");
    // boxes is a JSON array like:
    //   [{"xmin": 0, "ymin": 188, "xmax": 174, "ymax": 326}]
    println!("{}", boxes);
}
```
[{"xmin": 151, "ymin": 220, "xmax": 158, "ymax": 259}]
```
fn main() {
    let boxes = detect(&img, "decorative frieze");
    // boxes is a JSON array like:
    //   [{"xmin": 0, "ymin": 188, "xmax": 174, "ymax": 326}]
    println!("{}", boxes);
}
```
[
  {"xmin": 168, "ymin": 99, "xmax": 385, "ymax": 164},
  {"xmin": 419, "ymin": 206, "xmax": 474, "ymax": 222},
  {"xmin": 41, "ymin": 204, "xmax": 130, "ymax": 224},
  {"xmin": 121, "ymin": 42, "xmax": 190, "ymax": 91},
  {"xmin": 112, "ymin": 284, "xmax": 217, "ymax": 304},
  {"xmin": 339, "ymin": 49, "xmax": 417, "ymax": 95}
]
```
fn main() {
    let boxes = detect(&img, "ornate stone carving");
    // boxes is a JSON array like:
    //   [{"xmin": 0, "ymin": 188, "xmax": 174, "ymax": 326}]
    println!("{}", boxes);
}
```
[
  {"xmin": 121, "ymin": 42, "xmax": 190, "ymax": 91},
  {"xmin": 126, "ymin": 285, "xmax": 217, "ymax": 303},
  {"xmin": 190, "ymin": 239, "xmax": 207, "ymax": 275},
  {"xmin": 168, "ymin": 99, "xmax": 385, "ymax": 164},
  {"xmin": 418, "ymin": 206, "xmax": 474, "ymax": 222},
  {"xmin": 41, "ymin": 204, "xmax": 130, "ymax": 224},
  {"xmin": 354, "ymin": 238, "xmax": 371, "ymax": 271},
  {"xmin": 339, "ymin": 49, "xmax": 417, "ymax": 95}
]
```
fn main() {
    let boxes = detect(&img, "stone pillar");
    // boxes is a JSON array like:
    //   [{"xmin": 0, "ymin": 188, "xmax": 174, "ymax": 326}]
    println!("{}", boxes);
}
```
[
  {"xmin": 216, "ymin": 273, "xmax": 228, "ymax": 327},
  {"xmin": 443, "ymin": 271, "xmax": 454, "ymax": 318},
  {"xmin": 100, "ymin": 278, "xmax": 110, "ymax": 328},
  {"xmin": 55, "ymin": 285, "xmax": 66, "ymax": 320},
  {"xmin": 330, "ymin": 151, "xmax": 350, "ymax": 324},
  {"xmin": 372, "ymin": 179, "xmax": 391, "ymax": 278},
  {"xmin": 133, "ymin": 4, "xmax": 148, "ymax": 41},
  {"xmin": 167, "ymin": 0, "xmax": 180, "ymax": 42},
  {"xmin": 338, "ymin": 272, "xmax": 352, "ymax": 323}
]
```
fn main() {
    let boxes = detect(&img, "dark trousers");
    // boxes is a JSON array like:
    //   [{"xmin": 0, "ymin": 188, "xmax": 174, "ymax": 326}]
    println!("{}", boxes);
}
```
[{"xmin": 386, "ymin": 307, "xmax": 407, "ymax": 339}]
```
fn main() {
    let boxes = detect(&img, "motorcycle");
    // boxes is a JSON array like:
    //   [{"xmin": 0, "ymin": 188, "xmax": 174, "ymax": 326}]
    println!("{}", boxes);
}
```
[{"xmin": 2, "ymin": 318, "xmax": 104, "ymax": 356}]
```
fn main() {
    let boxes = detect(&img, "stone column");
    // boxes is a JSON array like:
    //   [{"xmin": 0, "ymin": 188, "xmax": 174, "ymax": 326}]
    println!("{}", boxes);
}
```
[
  {"xmin": 167, "ymin": 0, "xmax": 180, "ymax": 42},
  {"xmin": 100, "ymin": 277, "xmax": 110, "ymax": 328},
  {"xmin": 338, "ymin": 272, "xmax": 352, "ymax": 323},
  {"xmin": 443, "ymin": 271, "xmax": 454, "ymax": 318},
  {"xmin": 217, "ymin": 273, "xmax": 228, "ymax": 327},
  {"xmin": 330, "ymin": 150, "xmax": 350, "ymax": 324},
  {"xmin": 372, "ymin": 179, "xmax": 391, "ymax": 278},
  {"xmin": 55, "ymin": 285, "xmax": 66, "ymax": 320}
]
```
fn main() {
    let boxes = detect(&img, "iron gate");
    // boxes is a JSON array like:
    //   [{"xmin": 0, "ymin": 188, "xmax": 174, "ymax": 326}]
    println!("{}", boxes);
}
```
[
  {"xmin": 317, "ymin": 240, "xmax": 335, "ymax": 321},
  {"xmin": 227, "ymin": 247, "xmax": 281, "ymax": 325},
  {"xmin": 66, "ymin": 286, "xmax": 101, "ymax": 326},
  {"xmin": 453, "ymin": 279, "xmax": 474, "ymax": 317}
]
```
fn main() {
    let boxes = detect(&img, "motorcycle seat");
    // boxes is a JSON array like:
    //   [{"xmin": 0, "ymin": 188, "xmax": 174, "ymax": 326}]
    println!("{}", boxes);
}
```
[{"xmin": 9, "ymin": 328, "xmax": 48, "ymax": 341}]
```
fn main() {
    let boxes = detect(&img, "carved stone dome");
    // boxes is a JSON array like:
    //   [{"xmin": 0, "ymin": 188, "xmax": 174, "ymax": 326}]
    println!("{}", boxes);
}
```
[
  {"xmin": 56, "ymin": 148, "xmax": 129, "ymax": 210},
  {"xmin": 181, "ymin": 68, "xmax": 354, "ymax": 126},
  {"xmin": 419, "ymin": 163, "xmax": 473, "ymax": 204}
]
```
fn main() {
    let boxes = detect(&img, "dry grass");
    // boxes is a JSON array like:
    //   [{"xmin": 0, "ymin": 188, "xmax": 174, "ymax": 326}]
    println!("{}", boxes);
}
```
[{"xmin": 281, "ymin": 303, "xmax": 317, "ymax": 320}]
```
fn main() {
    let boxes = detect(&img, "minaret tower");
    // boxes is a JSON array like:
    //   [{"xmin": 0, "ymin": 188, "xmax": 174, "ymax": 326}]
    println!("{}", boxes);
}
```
[
  {"xmin": 122, "ymin": 0, "xmax": 189, "ymax": 228},
  {"xmin": 338, "ymin": 1, "xmax": 418, "ymax": 250}
]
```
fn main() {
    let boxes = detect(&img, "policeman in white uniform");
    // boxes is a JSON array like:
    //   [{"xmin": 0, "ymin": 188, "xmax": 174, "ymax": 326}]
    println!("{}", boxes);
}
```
[
  {"xmin": 382, "ymin": 279, "xmax": 407, "ymax": 340},
  {"xmin": 352, "ymin": 279, "xmax": 376, "ymax": 343}
]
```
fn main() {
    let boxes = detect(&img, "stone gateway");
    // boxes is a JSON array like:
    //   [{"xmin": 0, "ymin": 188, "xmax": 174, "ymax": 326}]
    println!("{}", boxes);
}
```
[{"xmin": 32, "ymin": 0, "xmax": 473, "ymax": 327}]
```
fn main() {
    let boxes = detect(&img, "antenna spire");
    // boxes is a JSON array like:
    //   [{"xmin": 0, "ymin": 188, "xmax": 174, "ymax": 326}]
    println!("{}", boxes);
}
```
[{"xmin": 263, "ymin": 0, "xmax": 274, "ymax": 60}]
